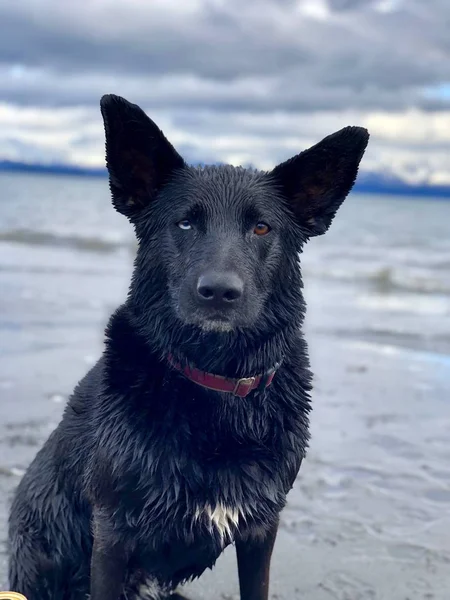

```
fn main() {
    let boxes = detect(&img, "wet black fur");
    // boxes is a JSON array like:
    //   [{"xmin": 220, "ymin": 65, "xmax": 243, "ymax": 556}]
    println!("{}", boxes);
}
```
[{"xmin": 8, "ymin": 95, "xmax": 369, "ymax": 600}]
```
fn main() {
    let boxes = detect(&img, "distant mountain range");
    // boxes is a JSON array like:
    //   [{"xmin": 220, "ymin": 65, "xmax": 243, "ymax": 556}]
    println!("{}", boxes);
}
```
[
  {"xmin": 0, "ymin": 160, "xmax": 106, "ymax": 178},
  {"xmin": 1, "ymin": 159, "xmax": 450, "ymax": 198}
]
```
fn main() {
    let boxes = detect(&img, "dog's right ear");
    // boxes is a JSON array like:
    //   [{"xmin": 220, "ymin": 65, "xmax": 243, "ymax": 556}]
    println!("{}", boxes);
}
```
[{"xmin": 100, "ymin": 94, "xmax": 185, "ymax": 219}]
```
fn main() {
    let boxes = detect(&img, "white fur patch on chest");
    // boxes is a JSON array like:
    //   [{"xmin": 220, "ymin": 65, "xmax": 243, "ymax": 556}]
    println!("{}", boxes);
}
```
[
  {"xmin": 194, "ymin": 503, "xmax": 247, "ymax": 542},
  {"xmin": 136, "ymin": 578, "xmax": 161, "ymax": 600}
]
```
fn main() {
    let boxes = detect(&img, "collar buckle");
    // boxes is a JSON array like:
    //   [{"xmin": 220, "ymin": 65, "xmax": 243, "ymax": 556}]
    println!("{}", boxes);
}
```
[{"xmin": 233, "ymin": 376, "xmax": 256, "ymax": 397}]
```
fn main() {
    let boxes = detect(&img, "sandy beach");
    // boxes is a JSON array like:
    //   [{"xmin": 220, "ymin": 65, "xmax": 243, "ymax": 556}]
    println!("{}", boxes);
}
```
[{"xmin": 1, "ymin": 173, "xmax": 450, "ymax": 599}]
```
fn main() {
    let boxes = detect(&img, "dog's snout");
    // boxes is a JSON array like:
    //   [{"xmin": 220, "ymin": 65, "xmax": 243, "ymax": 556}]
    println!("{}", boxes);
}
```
[{"xmin": 197, "ymin": 272, "xmax": 244, "ymax": 306}]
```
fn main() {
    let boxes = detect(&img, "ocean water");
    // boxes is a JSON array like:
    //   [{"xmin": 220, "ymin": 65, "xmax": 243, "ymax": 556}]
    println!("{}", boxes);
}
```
[
  {"xmin": 1, "ymin": 171, "xmax": 449, "ymax": 358},
  {"xmin": 0, "ymin": 172, "xmax": 450, "ymax": 597}
]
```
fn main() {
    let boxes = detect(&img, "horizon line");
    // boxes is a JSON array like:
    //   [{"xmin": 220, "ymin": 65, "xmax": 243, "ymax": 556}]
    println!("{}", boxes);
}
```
[{"xmin": 1, "ymin": 159, "xmax": 450, "ymax": 199}]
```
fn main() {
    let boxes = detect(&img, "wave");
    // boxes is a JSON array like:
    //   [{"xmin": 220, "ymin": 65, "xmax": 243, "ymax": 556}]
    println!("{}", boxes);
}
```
[
  {"xmin": 0, "ymin": 228, "xmax": 134, "ymax": 253},
  {"xmin": 304, "ymin": 264, "xmax": 450, "ymax": 295},
  {"xmin": 369, "ymin": 266, "xmax": 450, "ymax": 294}
]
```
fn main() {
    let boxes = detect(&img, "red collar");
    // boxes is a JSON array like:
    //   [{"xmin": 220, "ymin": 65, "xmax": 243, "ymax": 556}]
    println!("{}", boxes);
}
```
[{"xmin": 167, "ymin": 354, "xmax": 280, "ymax": 398}]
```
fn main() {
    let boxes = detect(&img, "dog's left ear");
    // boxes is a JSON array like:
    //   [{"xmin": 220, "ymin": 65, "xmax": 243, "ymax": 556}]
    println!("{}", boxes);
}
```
[
  {"xmin": 100, "ymin": 94, "xmax": 185, "ymax": 219},
  {"xmin": 270, "ymin": 126, "xmax": 369, "ymax": 237}
]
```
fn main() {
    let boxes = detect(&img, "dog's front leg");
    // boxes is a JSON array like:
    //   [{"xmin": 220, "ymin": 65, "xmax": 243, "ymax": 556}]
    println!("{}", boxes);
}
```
[
  {"xmin": 235, "ymin": 518, "xmax": 279, "ymax": 600},
  {"xmin": 90, "ymin": 509, "xmax": 127, "ymax": 600}
]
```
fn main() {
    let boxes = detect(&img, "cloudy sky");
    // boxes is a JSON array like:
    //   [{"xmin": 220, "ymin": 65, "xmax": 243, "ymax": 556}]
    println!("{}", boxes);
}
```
[{"xmin": 1, "ymin": 0, "xmax": 450, "ymax": 183}]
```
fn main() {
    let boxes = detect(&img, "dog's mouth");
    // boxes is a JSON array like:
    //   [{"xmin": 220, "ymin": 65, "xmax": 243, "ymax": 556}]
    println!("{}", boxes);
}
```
[
  {"xmin": 192, "ymin": 308, "xmax": 235, "ymax": 332},
  {"xmin": 199, "ymin": 316, "xmax": 234, "ymax": 333},
  {"xmin": 178, "ymin": 306, "xmax": 236, "ymax": 333}
]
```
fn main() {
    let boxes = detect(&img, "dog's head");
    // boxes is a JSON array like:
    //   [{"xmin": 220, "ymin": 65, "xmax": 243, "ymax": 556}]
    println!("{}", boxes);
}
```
[{"xmin": 101, "ymin": 95, "xmax": 369, "ymax": 337}]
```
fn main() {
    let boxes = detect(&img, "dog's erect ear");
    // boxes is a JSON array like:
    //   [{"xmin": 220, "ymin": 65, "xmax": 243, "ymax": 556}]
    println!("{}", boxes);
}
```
[
  {"xmin": 100, "ymin": 94, "xmax": 185, "ymax": 218},
  {"xmin": 270, "ymin": 126, "xmax": 369, "ymax": 237}
]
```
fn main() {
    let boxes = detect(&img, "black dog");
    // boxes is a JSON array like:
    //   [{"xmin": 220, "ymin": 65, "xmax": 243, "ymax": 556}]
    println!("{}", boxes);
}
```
[{"xmin": 8, "ymin": 95, "xmax": 369, "ymax": 600}]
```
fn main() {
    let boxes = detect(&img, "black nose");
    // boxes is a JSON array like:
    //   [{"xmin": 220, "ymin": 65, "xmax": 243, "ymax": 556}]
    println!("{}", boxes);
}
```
[{"xmin": 197, "ymin": 272, "xmax": 244, "ymax": 306}]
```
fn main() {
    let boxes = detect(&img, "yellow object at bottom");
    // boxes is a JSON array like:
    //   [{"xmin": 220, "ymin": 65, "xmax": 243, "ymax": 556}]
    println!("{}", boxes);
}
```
[{"xmin": 0, "ymin": 593, "xmax": 28, "ymax": 600}]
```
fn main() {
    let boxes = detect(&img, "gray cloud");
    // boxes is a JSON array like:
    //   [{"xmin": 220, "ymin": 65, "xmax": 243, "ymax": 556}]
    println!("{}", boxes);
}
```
[
  {"xmin": 0, "ymin": 2, "xmax": 313, "ymax": 81},
  {"xmin": 3, "ymin": 67, "xmax": 444, "ymax": 114},
  {"xmin": 0, "ymin": 0, "xmax": 449, "ymax": 113}
]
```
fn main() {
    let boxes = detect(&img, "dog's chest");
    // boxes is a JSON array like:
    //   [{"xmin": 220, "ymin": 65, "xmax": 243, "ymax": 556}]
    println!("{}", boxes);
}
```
[
  {"xmin": 113, "ymin": 400, "xmax": 289, "ymax": 553},
  {"xmin": 129, "ymin": 466, "xmax": 278, "ymax": 586},
  {"xmin": 130, "ymin": 449, "xmax": 282, "ymax": 548}
]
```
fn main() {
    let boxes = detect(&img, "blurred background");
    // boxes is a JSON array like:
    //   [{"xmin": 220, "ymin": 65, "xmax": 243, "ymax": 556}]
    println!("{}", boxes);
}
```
[{"xmin": 0, "ymin": 1, "xmax": 449, "ymax": 598}]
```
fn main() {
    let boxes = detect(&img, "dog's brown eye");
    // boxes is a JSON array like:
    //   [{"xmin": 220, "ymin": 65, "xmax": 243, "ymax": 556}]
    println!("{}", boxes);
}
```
[
  {"xmin": 253, "ymin": 222, "xmax": 271, "ymax": 236},
  {"xmin": 177, "ymin": 220, "xmax": 192, "ymax": 230}
]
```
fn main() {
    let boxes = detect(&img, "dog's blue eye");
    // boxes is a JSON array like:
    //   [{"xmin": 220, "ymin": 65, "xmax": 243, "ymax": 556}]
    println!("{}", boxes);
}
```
[{"xmin": 177, "ymin": 220, "xmax": 192, "ymax": 230}]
